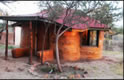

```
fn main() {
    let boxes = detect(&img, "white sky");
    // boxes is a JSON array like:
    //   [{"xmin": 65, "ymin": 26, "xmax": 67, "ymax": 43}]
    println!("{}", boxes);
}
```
[
  {"xmin": 0, "ymin": 1, "xmax": 40, "ymax": 15},
  {"xmin": 0, "ymin": 1, "xmax": 123, "ymax": 28}
]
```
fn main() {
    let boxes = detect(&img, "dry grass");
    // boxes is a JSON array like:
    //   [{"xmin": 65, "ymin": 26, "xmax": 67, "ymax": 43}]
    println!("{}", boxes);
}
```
[
  {"xmin": 103, "ymin": 50, "xmax": 122, "ymax": 55},
  {"xmin": 111, "ymin": 62, "xmax": 123, "ymax": 76},
  {"xmin": 103, "ymin": 50, "xmax": 123, "ymax": 76}
]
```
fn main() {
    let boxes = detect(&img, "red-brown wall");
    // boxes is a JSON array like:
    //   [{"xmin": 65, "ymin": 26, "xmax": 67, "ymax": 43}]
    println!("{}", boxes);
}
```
[
  {"xmin": 0, "ymin": 32, "xmax": 14, "ymax": 45},
  {"xmin": 20, "ymin": 23, "xmax": 30, "ymax": 48},
  {"xmin": 20, "ymin": 22, "xmax": 50, "ymax": 51},
  {"xmin": 19, "ymin": 21, "xmax": 105, "ymax": 62},
  {"xmin": 37, "ymin": 22, "xmax": 50, "ymax": 51}
]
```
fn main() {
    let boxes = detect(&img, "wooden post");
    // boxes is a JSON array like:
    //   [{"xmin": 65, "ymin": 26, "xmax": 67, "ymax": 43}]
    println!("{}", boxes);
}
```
[
  {"xmin": 29, "ymin": 21, "xmax": 33, "ymax": 65},
  {"xmin": 32, "ymin": 23, "xmax": 37, "ymax": 56},
  {"xmin": 34, "ymin": 23, "xmax": 37, "ymax": 55},
  {"xmin": 5, "ymin": 20, "xmax": 8, "ymax": 60}
]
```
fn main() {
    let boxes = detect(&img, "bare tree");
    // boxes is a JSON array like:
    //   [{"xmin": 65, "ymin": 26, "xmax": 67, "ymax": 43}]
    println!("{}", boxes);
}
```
[{"xmin": 38, "ymin": 1, "xmax": 122, "ymax": 72}]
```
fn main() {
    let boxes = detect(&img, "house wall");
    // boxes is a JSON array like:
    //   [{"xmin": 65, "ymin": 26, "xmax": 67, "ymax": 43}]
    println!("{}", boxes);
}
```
[
  {"xmin": 0, "ymin": 32, "xmax": 14, "ymax": 45},
  {"xmin": 37, "ymin": 22, "xmax": 50, "ymax": 51},
  {"xmin": 19, "ymin": 21, "xmax": 104, "ymax": 62},
  {"xmin": 59, "ymin": 31, "xmax": 80, "ymax": 61},
  {"xmin": 49, "ymin": 29, "xmax": 104, "ymax": 61},
  {"xmin": 20, "ymin": 22, "xmax": 50, "ymax": 50},
  {"xmin": 49, "ymin": 27, "xmax": 81, "ymax": 61},
  {"xmin": 20, "ymin": 23, "xmax": 30, "ymax": 48}
]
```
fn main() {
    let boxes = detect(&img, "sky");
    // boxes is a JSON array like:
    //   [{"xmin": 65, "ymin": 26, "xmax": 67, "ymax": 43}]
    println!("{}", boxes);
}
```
[{"xmin": 0, "ymin": 1, "xmax": 123, "ymax": 28}]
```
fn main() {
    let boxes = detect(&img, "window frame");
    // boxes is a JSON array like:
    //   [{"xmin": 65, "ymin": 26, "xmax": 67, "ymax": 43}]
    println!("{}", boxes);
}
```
[{"xmin": 81, "ymin": 30, "xmax": 99, "ymax": 47}]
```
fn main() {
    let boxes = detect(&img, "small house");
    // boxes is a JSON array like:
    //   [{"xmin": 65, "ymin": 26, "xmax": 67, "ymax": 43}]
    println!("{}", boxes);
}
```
[{"xmin": 0, "ymin": 10, "xmax": 109, "ymax": 63}]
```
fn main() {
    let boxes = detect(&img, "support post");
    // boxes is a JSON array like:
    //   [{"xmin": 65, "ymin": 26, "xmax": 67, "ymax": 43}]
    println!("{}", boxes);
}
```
[
  {"xmin": 29, "ymin": 21, "xmax": 33, "ymax": 65},
  {"xmin": 5, "ymin": 20, "xmax": 8, "ymax": 60},
  {"xmin": 34, "ymin": 23, "xmax": 37, "ymax": 56}
]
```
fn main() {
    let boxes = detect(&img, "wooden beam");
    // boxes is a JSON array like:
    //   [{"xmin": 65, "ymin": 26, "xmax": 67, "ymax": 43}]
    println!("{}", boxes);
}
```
[
  {"xmin": 72, "ymin": 29, "xmax": 88, "ymax": 32},
  {"xmin": 29, "ymin": 21, "xmax": 33, "ymax": 65},
  {"xmin": 88, "ymin": 28, "xmax": 110, "ymax": 31},
  {"xmin": 5, "ymin": 20, "xmax": 8, "ymax": 60},
  {"xmin": 0, "ymin": 16, "xmax": 41, "ymax": 21}
]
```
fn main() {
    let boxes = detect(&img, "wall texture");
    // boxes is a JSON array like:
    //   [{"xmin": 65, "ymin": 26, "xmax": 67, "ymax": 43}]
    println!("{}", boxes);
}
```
[
  {"xmin": 0, "ymin": 32, "xmax": 14, "ymax": 45},
  {"xmin": 19, "ymin": 22, "xmax": 104, "ymax": 62},
  {"xmin": 20, "ymin": 22, "xmax": 50, "ymax": 50},
  {"xmin": 59, "ymin": 31, "xmax": 80, "ymax": 61},
  {"xmin": 20, "ymin": 23, "xmax": 30, "ymax": 48}
]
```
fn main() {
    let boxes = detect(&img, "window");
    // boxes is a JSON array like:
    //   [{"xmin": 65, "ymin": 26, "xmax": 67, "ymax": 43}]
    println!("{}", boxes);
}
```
[{"xmin": 81, "ymin": 30, "xmax": 99, "ymax": 47}]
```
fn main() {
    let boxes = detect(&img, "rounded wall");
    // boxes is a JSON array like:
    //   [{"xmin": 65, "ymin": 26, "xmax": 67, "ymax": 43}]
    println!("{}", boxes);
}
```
[
  {"xmin": 59, "ymin": 31, "xmax": 80, "ymax": 61},
  {"xmin": 80, "ymin": 46, "xmax": 102, "ymax": 59}
]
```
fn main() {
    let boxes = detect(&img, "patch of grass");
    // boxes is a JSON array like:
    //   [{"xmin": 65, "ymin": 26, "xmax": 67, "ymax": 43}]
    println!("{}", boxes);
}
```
[
  {"xmin": 8, "ymin": 45, "xmax": 16, "ymax": 49},
  {"xmin": 103, "ymin": 50, "xmax": 122, "ymax": 55},
  {"xmin": 114, "ymin": 64, "xmax": 123, "ymax": 76},
  {"xmin": 0, "ymin": 44, "xmax": 17, "ymax": 49},
  {"xmin": 92, "ymin": 66, "xmax": 98, "ymax": 70},
  {"xmin": 0, "ymin": 44, "xmax": 5, "ymax": 49},
  {"xmin": 111, "ymin": 63, "xmax": 123, "ymax": 76}
]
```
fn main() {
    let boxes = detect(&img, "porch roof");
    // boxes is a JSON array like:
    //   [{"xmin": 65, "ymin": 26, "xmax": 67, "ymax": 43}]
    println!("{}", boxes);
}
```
[
  {"xmin": 0, "ymin": 15, "xmax": 110, "ymax": 30},
  {"xmin": 0, "ymin": 16, "xmax": 44, "ymax": 21}
]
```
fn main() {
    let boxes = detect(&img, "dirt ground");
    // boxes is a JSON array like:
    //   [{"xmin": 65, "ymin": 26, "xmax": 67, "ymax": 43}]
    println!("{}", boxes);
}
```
[{"xmin": 0, "ymin": 48, "xmax": 123, "ymax": 79}]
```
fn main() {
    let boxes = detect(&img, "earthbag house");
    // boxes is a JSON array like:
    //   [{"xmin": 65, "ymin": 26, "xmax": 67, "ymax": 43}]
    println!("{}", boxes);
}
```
[{"xmin": 0, "ymin": 11, "xmax": 109, "ymax": 63}]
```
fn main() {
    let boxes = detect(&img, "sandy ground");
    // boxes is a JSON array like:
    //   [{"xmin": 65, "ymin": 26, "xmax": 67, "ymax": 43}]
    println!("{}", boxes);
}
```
[{"xmin": 0, "ymin": 48, "xmax": 123, "ymax": 79}]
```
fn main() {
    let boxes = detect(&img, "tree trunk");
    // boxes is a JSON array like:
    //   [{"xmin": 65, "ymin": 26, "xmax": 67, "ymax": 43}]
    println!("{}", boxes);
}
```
[
  {"xmin": 55, "ymin": 26, "xmax": 70, "ymax": 72},
  {"xmin": 55, "ymin": 36, "xmax": 63, "ymax": 72}
]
